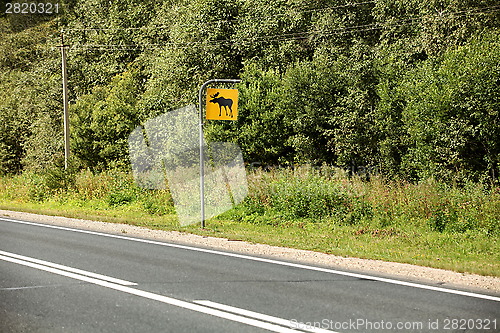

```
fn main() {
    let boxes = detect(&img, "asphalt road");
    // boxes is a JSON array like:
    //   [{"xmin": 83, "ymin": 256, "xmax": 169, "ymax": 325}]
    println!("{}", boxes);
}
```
[{"xmin": 1, "ymin": 216, "xmax": 499, "ymax": 332}]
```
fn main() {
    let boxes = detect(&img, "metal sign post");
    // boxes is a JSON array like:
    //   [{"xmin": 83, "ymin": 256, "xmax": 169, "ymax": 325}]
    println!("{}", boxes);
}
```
[{"xmin": 198, "ymin": 79, "xmax": 241, "ymax": 228}]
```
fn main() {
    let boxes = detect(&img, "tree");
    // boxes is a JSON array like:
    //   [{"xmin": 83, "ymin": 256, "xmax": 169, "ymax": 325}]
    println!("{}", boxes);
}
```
[
  {"xmin": 400, "ymin": 31, "xmax": 500, "ymax": 183},
  {"xmin": 205, "ymin": 63, "xmax": 293, "ymax": 166},
  {"xmin": 71, "ymin": 67, "xmax": 144, "ymax": 170},
  {"xmin": 0, "ymin": 18, "xmax": 61, "ymax": 174}
]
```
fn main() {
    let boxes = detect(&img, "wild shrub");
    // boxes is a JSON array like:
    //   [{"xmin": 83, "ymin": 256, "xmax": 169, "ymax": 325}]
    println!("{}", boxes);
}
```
[
  {"xmin": 42, "ymin": 165, "xmax": 77, "ymax": 194},
  {"xmin": 141, "ymin": 189, "xmax": 175, "ymax": 216},
  {"xmin": 18, "ymin": 172, "xmax": 49, "ymax": 202},
  {"xmin": 235, "ymin": 166, "xmax": 500, "ymax": 236},
  {"xmin": 74, "ymin": 169, "xmax": 112, "ymax": 200},
  {"xmin": 268, "ymin": 175, "xmax": 347, "ymax": 219},
  {"xmin": 105, "ymin": 170, "xmax": 140, "ymax": 207}
]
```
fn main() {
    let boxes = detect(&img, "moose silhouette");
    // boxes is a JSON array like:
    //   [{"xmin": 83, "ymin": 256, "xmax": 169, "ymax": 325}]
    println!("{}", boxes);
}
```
[{"xmin": 209, "ymin": 92, "xmax": 234, "ymax": 117}]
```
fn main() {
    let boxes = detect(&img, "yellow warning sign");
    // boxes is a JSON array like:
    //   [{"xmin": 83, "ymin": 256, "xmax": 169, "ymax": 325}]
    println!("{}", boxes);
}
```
[{"xmin": 206, "ymin": 88, "xmax": 238, "ymax": 120}]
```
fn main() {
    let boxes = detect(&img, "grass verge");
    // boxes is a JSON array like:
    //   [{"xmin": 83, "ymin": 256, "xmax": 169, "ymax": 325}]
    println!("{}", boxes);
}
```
[{"xmin": 0, "ymin": 166, "xmax": 498, "ymax": 277}]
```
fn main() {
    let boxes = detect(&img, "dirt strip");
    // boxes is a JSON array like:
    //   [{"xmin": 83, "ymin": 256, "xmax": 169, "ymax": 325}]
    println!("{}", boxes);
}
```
[{"xmin": 1, "ymin": 209, "xmax": 499, "ymax": 294}]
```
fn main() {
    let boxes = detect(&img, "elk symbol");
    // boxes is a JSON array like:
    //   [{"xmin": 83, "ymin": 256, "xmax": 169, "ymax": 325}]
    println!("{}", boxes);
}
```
[{"xmin": 209, "ymin": 92, "xmax": 234, "ymax": 117}]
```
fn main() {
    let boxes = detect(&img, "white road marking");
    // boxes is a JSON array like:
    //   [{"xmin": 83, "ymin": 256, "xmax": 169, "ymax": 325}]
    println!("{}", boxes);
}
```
[
  {"xmin": 195, "ymin": 300, "xmax": 337, "ymax": 333},
  {"xmin": 1, "ymin": 285, "xmax": 63, "ymax": 291},
  {"xmin": 0, "ymin": 251, "xmax": 321, "ymax": 332},
  {"xmin": 0, "ymin": 250, "xmax": 137, "ymax": 286},
  {"xmin": 1, "ymin": 217, "xmax": 499, "ymax": 302}
]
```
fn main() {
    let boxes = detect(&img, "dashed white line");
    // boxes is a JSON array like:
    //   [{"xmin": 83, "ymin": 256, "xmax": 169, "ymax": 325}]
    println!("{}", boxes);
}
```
[
  {"xmin": 0, "ymin": 250, "xmax": 329, "ymax": 332},
  {"xmin": 195, "ymin": 300, "xmax": 337, "ymax": 333}
]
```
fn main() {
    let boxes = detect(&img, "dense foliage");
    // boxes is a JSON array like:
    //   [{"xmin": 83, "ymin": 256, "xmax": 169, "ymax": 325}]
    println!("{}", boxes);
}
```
[{"xmin": 1, "ymin": 0, "xmax": 499, "ymax": 185}]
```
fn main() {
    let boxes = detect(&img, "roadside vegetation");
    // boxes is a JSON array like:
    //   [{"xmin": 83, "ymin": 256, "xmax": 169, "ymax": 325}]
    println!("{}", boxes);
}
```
[
  {"xmin": 1, "ymin": 1, "xmax": 499, "ymax": 185},
  {"xmin": 1, "ymin": 1, "xmax": 499, "ymax": 277},
  {"xmin": 1, "ymin": 165, "xmax": 498, "ymax": 277}
]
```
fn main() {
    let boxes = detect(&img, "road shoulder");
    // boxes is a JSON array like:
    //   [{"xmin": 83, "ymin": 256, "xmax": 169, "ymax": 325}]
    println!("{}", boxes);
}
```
[{"xmin": 1, "ymin": 209, "xmax": 499, "ymax": 294}]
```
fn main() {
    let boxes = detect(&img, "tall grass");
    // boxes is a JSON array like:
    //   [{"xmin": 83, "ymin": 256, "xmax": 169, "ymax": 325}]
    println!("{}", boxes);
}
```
[
  {"xmin": 0, "ymin": 165, "xmax": 498, "ymax": 275},
  {"xmin": 227, "ymin": 165, "xmax": 499, "ymax": 236},
  {"xmin": 0, "ymin": 168, "xmax": 175, "ymax": 217},
  {"xmin": 1, "ymin": 165, "xmax": 498, "ymax": 234}
]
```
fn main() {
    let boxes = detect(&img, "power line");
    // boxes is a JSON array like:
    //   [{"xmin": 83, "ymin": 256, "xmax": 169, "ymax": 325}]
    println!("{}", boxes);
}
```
[
  {"xmin": 65, "ymin": 5, "xmax": 500, "ymax": 52},
  {"xmin": 62, "ymin": 0, "xmax": 377, "ymax": 32}
]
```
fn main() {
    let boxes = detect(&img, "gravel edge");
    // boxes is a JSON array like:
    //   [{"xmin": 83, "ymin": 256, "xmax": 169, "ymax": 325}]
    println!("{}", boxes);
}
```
[{"xmin": 1, "ymin": 209, "xmax": 499, "ymax": 294}]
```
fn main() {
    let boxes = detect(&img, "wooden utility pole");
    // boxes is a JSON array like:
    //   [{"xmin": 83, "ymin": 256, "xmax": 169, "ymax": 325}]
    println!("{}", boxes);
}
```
[{"xmin": 60, "ymin": 31, "xmax": 70, "ymax": 169}]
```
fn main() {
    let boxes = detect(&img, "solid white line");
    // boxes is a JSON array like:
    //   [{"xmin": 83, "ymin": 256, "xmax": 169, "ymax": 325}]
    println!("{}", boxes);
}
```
[
  {"xmin": 1, "ymin": 217, "xmax": 499, "ymax": 302},
  {"xmin": 0, "ymin": 250, "xmax": 137, "ymax": 286},
  {"xmin": 195, "ymin": 300, "xmax": 337, "ymax": 333},
  {"xmin": 0, "ymin": 253, "xmax": 306, "ymax": 333}
]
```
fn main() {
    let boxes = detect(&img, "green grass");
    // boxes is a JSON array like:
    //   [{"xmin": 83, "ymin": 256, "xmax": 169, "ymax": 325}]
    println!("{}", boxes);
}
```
[{"xmin": 0, "ymin": 166, "xmax": 498, "ymax": 277}]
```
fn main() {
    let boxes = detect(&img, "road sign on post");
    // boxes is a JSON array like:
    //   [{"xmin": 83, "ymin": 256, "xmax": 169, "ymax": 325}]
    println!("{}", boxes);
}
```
[
  {"xmin": 206, "ymin": 88, "xmax": 239, "ymax": 120},
  {"xmin": 199, "ymin": 79, "xmax": 241, "ymax": 228}
]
